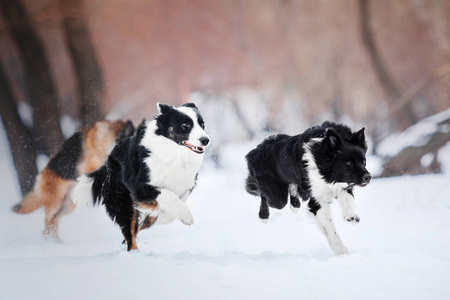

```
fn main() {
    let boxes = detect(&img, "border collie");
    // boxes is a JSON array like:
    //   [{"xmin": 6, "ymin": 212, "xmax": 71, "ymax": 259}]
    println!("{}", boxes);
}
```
[
  {"xmin": 245, "ymin": 121, "xmax": 371, "ymax": 255},
  {"xmin": 13, "ymin": 120, "xmax": 135, "ymax": 241},
  {"xmin": 72, "ymin": 103, "xmax": 210, "ymax": 251}
]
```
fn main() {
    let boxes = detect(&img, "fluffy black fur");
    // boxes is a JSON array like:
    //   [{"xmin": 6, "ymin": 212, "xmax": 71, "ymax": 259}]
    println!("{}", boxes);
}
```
[
  {"xmin": 89, "ymin": 121, "xmax": 156, "ymax": 249},
  {"xmin": 245, "ymin": 121, "xmax": 371, "ymax": 255}
]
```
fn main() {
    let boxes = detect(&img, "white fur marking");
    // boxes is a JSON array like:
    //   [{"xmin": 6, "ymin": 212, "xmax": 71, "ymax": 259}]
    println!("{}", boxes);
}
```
[
  {"xmin": 155, "ymin": 189, "xmax": 194, "ymax": 225},
  {"xmin": 337, "ymin": 188, "xmax": 359, "ymax": 222},
  {"xmin": 141, "ymin": 121, "xmax": 204, "ymax": 199},
  {"xmin": 71, "ymin": 174, "xmax": 95, "ymax": 206},
  {"xmin": 289, "ymin": 183, "xmax": 299, "ymax": 197},
  {"xmin": 303, "ymin": 140, "xmax": 351, "ymax": 255},
  {"xmin": 176, "ymin": 106, "xmax": 209, "ymax": 149},
  {"xmin": 137, "ymin": 106, "xmax": 208, "ymax": 226},
  {"xmin": 259, "ymin": 218, "xmax": 269, "ymax": 224},
  {"xmin": 313, "ymin": 201, "xmax": 348, "ymax": 255},
  {"xmin": 290, "ymin": 205, "xmax": 300, "ymax": 214}
]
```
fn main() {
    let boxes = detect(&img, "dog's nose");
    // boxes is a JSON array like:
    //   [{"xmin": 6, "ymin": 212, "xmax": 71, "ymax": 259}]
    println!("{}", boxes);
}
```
[
  {"xmin": 199, "ymin": 137, "xmax": 210, "ymax": 146},
  {"xmin": 362, "ymin": 173, "xmax": 371, "ymax": 183}
]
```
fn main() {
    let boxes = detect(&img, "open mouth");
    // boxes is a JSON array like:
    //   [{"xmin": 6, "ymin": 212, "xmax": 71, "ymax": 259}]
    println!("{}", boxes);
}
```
[
  {"xmin": 349, "ymin": 182, "xmax": 368, "ymax": 188},
  {"xmin": 182, "ymin": 141, "xmax": 205, "ymax": 154}
]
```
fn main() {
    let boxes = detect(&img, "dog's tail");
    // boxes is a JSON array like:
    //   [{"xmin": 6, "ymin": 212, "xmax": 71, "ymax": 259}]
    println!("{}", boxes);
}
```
[
  {"xmin": 12, "ymin": 189, "xmax": 43, "ymax": 214},
  {"xmin": 245, "ymin": 171, "xmax": 260, "ymax": 196},
  {"xmin": 72, "ymin": 165, "xmax": 108, "ymax": 206}
]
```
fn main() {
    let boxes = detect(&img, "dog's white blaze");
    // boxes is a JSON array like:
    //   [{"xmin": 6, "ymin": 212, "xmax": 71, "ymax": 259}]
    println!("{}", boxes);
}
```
[
  {"xmin": 176, "ymin": 106, "xmax": 209, "ymax": 148},
  {"xmin": 71, "ymin": 174, "xmax": 95, "ymax": 206}
]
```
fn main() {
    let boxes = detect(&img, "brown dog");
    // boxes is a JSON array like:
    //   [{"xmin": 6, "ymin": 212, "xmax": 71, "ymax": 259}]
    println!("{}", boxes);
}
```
[{"xmin": 12, "ymin": 120, "xmax": 134, "ymax": 241}]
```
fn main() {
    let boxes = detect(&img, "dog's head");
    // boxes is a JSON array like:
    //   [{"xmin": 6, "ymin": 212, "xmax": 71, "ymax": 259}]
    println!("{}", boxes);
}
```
[
  {"xmin": 319, "ymin": 128, "xmax": 371, "ymax": 187},
  {"xmin": 155, "ymin": 102, "xmax": 210, "ymax": 154}
]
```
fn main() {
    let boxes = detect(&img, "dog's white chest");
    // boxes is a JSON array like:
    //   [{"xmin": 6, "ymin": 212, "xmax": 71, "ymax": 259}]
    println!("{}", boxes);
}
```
[
  {"xmin": 143, "ymin": 141, "xmax": 203, "ymax": 199},
  {"xmin": 146, "ymin": 154, "xmax": 200, "ymax": 198}
]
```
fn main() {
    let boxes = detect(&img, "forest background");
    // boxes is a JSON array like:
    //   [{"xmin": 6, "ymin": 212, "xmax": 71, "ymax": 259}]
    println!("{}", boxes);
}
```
[{"xmin": 1, "ymin": 0, "xmax": 449, "ymax": 196}]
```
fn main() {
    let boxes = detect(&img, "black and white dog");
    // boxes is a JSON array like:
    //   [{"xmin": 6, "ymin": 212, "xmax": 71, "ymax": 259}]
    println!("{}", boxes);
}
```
[
  {"xmin": 72, "ymin": 103, "xmax": 210, "ymax": 251},
  {"xmin": 245, "ymin": 121, "xmax": 371, "ymax": 255}
]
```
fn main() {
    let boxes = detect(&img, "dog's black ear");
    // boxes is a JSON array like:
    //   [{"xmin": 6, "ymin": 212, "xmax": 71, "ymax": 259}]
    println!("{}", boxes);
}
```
[
  {"xmin": 117, "ymin": 120, "xmax": 135, "ymax": 140},
  {"xmin": 350, "ymin": 127, "xmax": 367, "ymax": 151},
  {"xmin": 157, "ymin": 103, "xmax": 174, "ymax": 114},
  {"xmin": 182, "ymin": 102, "xmax": 198, "ymax": 109},
  {"xmin": 326, "ymin": 129, "xmax": 342, "ymax": 149}
]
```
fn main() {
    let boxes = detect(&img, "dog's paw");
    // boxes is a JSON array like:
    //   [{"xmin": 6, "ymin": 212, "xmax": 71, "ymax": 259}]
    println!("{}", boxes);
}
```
[
  {"xmin": 290, "ymin": 196, "xmax": 301, "ymax": 214},
  {"xmin": 290, "ymin": 204, "xmax": 300, "ymax": 214},
  {"xmin": 259, "ymin": 217, "xmax": 269, "ymax": 224},
  {"xmin": 157, "ymin": 213, "xmax": 175, "ymax": 224},
  {"xmin": 346, "ymin": 214, "xmax": 360, "ymax": 223},
  {"xmin": 334, "ymin": 246, "xmax": 349, "ymax": 256},
  {"xmin": 178, "ymin": 209, "xmax": 194, "ymax": 226}
]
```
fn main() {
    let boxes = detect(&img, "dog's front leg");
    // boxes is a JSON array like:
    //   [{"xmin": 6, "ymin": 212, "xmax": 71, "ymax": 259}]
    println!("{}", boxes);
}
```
[
  {"xmin": 156, "ymin": 189, "xmax": 194, "ymax": 225},
  {"xmin": 337, "ymin": 187, "xmax": 360, "ymax": 223},
  {"xmin": 308, "ymin": 197, "xmax": 348, "ymax": 256}
]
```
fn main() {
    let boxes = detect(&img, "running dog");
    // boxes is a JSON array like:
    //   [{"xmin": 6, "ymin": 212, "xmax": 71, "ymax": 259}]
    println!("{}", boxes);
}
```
[
  {"xmin": 13, "ymin": 120, "xmax": 135, "ymax": 241},
  {"xmin": 245, "ymin": 121, "xmax": 371, "ymax": 255},
  {"xmin": 72, "ymin": 103, "xmax": 210, "ymax": 251}
]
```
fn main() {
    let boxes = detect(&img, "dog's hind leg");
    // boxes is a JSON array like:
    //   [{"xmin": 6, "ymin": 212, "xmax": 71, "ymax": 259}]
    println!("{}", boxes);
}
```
[
  {"xmin": 43, "ymin": 178, "xmax": 75, "ymax": 241},
  {"xmin": 256, "ymin": 177, "xmax": 288, "ymax": 223},
  {"xmin": 288, "ymin": 184, "xmax": 301, "ymax": 213},
  {"xmin": 257, "ymin": 176, "xmax": 288, "ymax": 209},
  {"xmin": 120, "ymin": 209, "xmax": 139, "ymax": 251},
  {"xmin": 259, "ymin": 196, "xmax": 270, "ymax": 222},
  {"xmin": 308, "ymin": 197, "xmax": 348, "ymax": 256},
  {"xmin": 138, "ymin": 216, "xmax": 157, "ymax": 233},
  {"xmin": 337, "ymin": 187, "xmax": 360, "ymax": 223}
]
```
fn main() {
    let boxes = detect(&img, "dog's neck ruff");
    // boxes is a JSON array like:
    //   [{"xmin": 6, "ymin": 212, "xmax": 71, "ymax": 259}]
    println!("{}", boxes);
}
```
[
  {"xmin": 141, "ymin": 120, "xmax": 204, "ymax": 198},
  {"xmin": 303, "ymin": 139, "xmax": 349, "ymax": 201}
]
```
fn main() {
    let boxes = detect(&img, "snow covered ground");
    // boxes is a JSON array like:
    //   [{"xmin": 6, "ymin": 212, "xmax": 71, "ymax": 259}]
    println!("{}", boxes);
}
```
[{"xmin": 1, "ymin": 133, "xmax": 450, "ymax": 300}]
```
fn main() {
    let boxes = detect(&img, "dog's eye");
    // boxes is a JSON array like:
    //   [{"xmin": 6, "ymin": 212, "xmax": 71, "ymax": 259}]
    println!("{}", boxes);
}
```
[
  {"xmin": 346, "ymin": 161, "xmax": 354, "ymax": 167},
  {"xmin": 181, "ymin": 123, "xmax": 191, "ymax": 131}
]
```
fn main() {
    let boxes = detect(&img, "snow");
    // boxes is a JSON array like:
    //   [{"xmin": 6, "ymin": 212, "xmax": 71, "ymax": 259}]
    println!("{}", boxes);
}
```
[
  {"xmin": 2, "ymin": 132, "xmax": 450, "ymax": 299},
  {"xmin": 378, "ymin": 106, "xmax": 450, "ymax": 157}
]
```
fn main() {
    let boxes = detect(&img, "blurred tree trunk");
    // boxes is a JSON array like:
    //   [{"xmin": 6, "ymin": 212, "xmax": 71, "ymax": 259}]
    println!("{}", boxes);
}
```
[
  {"xmin": 0, "ymin": 62, "xmax": 38, "ymax": 196},
  {"xmin": 381, "ymin": 131, "xmax": 450, "ymax": 177},
  {"xmin": 58, "ymin": 0, "xmax": 104, "ymax": 127},
  {"xmin": 359, "ymin": 0, "xmax": 417, "ymax": 130},
  {"xmin": 0, "ymin": 0, "xmax": 64, "ymax": 156},
  {"xmin": 359, "ymin": 0, "xmax": 400, "ymax": 99}
]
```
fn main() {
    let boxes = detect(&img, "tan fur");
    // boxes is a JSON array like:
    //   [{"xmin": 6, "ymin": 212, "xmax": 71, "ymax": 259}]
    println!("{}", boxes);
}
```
[
  {"xmin": 127, "ymin": 210, "xmax": 157, "ymax": 251},
  {"xmin": 138, "ymin": 216, "xmax": 157, "ymax": 233},
  {"xmin": 129, "ymin": 209, "xmax": 139, "ymax": 251},
  {"xmin": 13, "ymin": 120, "xmax": 131, "ymax": 241}
]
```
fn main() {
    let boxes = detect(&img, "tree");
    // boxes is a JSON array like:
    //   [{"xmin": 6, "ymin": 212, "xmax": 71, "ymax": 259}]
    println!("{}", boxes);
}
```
[
  {"xmin": 0, "ymin": 61, "xmax": 38, "ymax": 195},
  {"xmin": 58, "ymin": 0, "xmax": 104, "ymax": 127},
  {"xmin": 359, "ymin": 0, "xmax": 418, "ymax": 132},
  {"xmin": 0, "ymin": 0, "xmax": 64, "ymax": 156}
]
